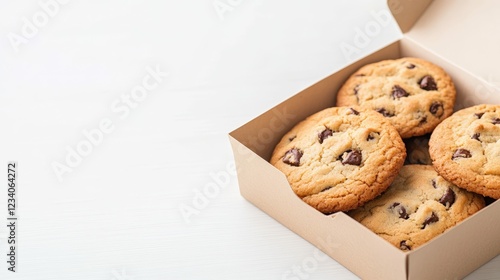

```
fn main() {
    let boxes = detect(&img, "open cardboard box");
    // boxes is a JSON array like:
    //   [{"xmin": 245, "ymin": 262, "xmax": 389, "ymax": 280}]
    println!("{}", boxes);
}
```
[{"xmin": 229, "ymin": 0, "xmax": 500, "ymax": 279}]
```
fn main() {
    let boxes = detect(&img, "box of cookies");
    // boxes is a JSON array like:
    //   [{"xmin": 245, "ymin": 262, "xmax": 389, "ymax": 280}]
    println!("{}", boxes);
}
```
[{"xmin": 229, "ymin": 0, "xmax": 500, "ymax": 279}]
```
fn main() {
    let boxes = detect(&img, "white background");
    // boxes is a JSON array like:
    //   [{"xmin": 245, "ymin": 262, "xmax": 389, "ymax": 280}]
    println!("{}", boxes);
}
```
[{"xmin": 0, "ymin": 0, "xmax": 499, "ymax": 279}]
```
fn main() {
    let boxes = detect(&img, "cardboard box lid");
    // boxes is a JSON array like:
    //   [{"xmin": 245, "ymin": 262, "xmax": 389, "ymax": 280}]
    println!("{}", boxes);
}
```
[{"xmin": 391, "ymin": 0, "xmax": 500, "ymax": 87}]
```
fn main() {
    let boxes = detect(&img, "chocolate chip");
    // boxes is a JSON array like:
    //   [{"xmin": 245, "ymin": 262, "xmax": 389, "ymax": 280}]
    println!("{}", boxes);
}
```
[
  {"xmin": 392, "ymin": 85, "xmax": 409, "ymax": 99},
  {"xmin": 399, "ymin": 207, "xmax": 409, "ymax": 219},
  {"xmin": 389, "ymin": 202, "xmax": 409, "ymax": 219},
  {"xmin": 419, "ymin": 75, "xmax": 438, "ymax": 91},
  {"xmin": 354, "ymin": 85, "xmax": 360, "ymax": 95},
  {"xmin": 341, "ymin": 150, "xmax": 362, "ymax": 166},
  {"xmin": 432, "ymin": 179, "xmax": 437, "ymax": 189},
  {"xmin": 283, "ymin": 148, "xmax": 303, "ymax": 166},
  {"xmin": 439, "ymin": 188, "xmax": 456, "ymax": 208},
  {"xmin": 289, "ymin": 136, "xmax": 296, "ymax": 142},
  {"xmin": 406, "ymin": 64, "xmax": 416, "ymax": 69},
  {"xmin": 400, "ymin": 240, "xmax": 411, "ymax": 251},
  {"xmin": 376, "ymin": 108, "xmax": 394, "ymax": 117},
  {"xmin": 429, "ymin": 102, "xmax": 444, "ymax": 117},
  {"xmin": 452, "ymin": 148, "xmax": 471, "ymax": 160},
  {"xmin": 492, "ymin": 118, "xmax": 500, "ymax": 124},
  {"xmin": 422, "ymin": 212, "xmax": 439, "ymax": 229},
  {"xmin": 367, "ymin": 132, "xmax": 379, "ymax": 141},
  {"xmin": 321, "ymin": 186, "xmax": 333, "ymax": 192},
  {"xmin": 419, "ymin": 116, "xmax": 427, "ymax": 124},
  {"xmin": 349, "ymin": 108, "xmax": 360, "ymax": 115},
  {"xmin": 471, "ymin": 133, "xmax": 480, "ymax": 141},
  {"xmin": 475, "ymin": 112, "xmax": 484, "ymax": 119},
  {"xmin": 318, "ymin": 128, "xmax": 333, "ymax": 144},
  {"xmin": 391, "ymin": 202, "xmax": 400, "ymax": 207}
]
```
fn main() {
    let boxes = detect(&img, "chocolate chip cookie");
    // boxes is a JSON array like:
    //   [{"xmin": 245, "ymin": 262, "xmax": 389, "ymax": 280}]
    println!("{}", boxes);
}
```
[
  {"xmin": 429, "ymin": 104, "xmax": 500, "ymax": 199},
  {"xmin": 336, "ymin": 57, "xmax": 456, "ymax": 138},
  {"xmin": 270, "ymin": 106, "xmax": 406, "ymax": 214},
  {"xmin": 349, "ymin": 165, "xmax": 485, "ymax": 251}
]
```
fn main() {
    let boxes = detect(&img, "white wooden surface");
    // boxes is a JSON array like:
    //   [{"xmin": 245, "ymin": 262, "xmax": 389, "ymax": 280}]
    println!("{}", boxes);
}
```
[{"xmin": 0, "ymin": 1, "xmax": 498, "ymax": 279}]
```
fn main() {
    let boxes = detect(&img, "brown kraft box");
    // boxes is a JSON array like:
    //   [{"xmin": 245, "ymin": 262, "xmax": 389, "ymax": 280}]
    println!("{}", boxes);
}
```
[{"xmin": 229, "ymin": 0, "xmax": 500, "ymax": 279}]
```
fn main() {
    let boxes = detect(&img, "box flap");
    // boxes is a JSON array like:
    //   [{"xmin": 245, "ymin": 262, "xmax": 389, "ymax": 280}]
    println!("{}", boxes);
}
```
[
  {"xmin": 405, "ymin": 0, "xmax": 500, "ymax": 85},
  {"xmin": 388, "ymin": 0, "xmax": 433, "ymax": 33}
]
